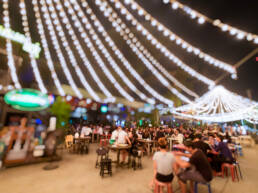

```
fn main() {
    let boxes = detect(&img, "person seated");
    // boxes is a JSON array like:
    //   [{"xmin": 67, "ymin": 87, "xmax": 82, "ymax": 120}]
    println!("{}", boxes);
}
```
[
  {"xmin": 155, "ymin": 127, "xmax": 165, "ymax": 140},
  {"xmin": 175, "ymin": 141, "xmax": 213, "ymax": 193},
  {"xmin": 152, "ymin": 138, "xmax": 176, "ymax": 193},
  {"xmin": 215, "ymin": 135, "xmax": 234, "ymax": 162},
  {"xmin": 142, "ymin": 129, "xmax": 150, "ymax": 139},
  {"xmin": 80, "ymin": 125, "xmax": 92, "ymax": 138},
  {"xmin": 208, "ymin": 135, "xmax": 235, "ymax": 174},
  {"xmin": 192, "ymin": 134, "xmax": 211, "ymax": 156},
  {"xmin": 129, "ymin": 130, "xmax": 141, "ymax": 156}
]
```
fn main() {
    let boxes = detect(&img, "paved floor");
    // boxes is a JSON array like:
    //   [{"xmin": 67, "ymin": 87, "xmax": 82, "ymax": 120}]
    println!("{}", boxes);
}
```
[{"xmin": 0, "ymin": 144, "xmax": 257, "ymax": 193}]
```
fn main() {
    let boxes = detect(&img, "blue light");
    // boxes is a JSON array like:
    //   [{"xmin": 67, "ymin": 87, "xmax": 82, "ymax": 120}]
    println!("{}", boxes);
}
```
[{"xmin": 36, "ymin": 119, "xmax": 42, "ymax": 125}]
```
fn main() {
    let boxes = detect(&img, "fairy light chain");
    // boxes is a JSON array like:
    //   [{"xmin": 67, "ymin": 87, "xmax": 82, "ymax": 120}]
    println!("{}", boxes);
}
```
[
  {"xmin": 81, "ymin": 0, "xmax": 176, "ymax": 105},
  {"xmin": 19, "ymin": 0, "xmax": 47, "ymax": 94},
  {"xmin": 97, "ymin": 0, "xmax": 199, "ymax": 98},
  {"xmin": 107, "ymin": 0, "xmax": 216, "ymax": 87},
  {"xmin": 2, "ymin": 0, "xmax": 21, "ymax": 89},
  {"xmin": 38, "ymin": 0, "xmax": 83, "ymax": 98},
  {"xmin": 46, "ymin": 0, "xmax": 104, "ymax": 102},
  {"xmin": 55, "ymin": 0, "xmax": 133, "ymax": 102},
  {"xmin": 32, "ymin": 0, "xmax": 65, "ymax": 96},
  {"xmin": 95, "ymin": 0, "xmax": 194, "ymax": 104},
  {"xmin": 122, "ymin": 0, "xmax": 237, "ymax": 75},
  {"xmin": 51, "ymin": 0, "xmax": 114, "ymax": 102},
  {"xmin": 160, "ymin": 86, "xmax": 258, "ymax": 122},
  {"xmin": 162, "ymin": 0, "xmax": 258, "ymax": 44},
  {"xmin": 66, "ymin": 0, "xmax": 156, "ymax": 104}
]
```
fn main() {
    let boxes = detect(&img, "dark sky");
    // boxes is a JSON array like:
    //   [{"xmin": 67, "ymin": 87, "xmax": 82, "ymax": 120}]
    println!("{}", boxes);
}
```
[
  {"xmin": 136, "ymin": 0, "xmax": 258, "ymax": 100},
  {"xmin": 0, "ymin": 0, "xmax": 257, "ymax": 103}
]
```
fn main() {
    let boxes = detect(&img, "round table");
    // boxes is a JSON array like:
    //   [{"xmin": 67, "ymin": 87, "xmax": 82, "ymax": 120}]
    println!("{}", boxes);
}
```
[{"xmin": 109, "ymin": 144, "xmax": 131, "ymax": 167}]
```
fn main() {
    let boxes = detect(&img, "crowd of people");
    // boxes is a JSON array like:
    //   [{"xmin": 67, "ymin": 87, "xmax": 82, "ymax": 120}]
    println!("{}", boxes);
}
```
[{"xmin": 67, "ymin": 123, "xmax": 245, "ymax": 193}]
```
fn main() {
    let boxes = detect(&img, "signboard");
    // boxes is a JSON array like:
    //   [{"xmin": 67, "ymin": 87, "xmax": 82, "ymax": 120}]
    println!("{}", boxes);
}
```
[
  {"xmin": 4, "ymin": 89, "xmax": 50, "ymax": 111},
  {"xmin": 0, "ymin": 25, "xmax": 41, "ymax": 58}
]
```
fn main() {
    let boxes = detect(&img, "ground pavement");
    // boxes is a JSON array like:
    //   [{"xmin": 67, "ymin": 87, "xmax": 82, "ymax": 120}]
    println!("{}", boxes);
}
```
[{"xmin": 0, "ymin": 144, "xmax": 257, "ymax": 193}]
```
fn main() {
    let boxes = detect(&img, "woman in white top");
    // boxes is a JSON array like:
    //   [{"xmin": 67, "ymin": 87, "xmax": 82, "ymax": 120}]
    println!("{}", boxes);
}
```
[{"xmin": 153, "ymin": 138, "xmax": 176, "ymax": 193}]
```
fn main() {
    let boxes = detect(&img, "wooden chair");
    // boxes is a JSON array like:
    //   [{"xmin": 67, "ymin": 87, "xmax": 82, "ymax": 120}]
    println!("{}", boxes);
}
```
[{"xmin": 65, "ymin": 135, "xmax": 74, "ymax": 152}]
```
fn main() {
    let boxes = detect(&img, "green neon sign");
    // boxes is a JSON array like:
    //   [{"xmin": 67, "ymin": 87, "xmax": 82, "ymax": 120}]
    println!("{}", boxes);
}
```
[
  {"xmin": 4, "ymin": 89, "xmax": 50, "ymax": 111},
  {"xmin": 0, "ymin": 25, "xmax": 41, "ymax": 58}
]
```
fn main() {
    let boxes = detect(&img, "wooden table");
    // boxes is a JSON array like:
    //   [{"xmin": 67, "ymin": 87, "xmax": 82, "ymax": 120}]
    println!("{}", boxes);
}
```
[
  {"xmin": 92, "ymin": 133, "xmax": 100, "ymax": 143},
  {"xmin": 167, "ymin": 137, "xmax": 179, "ymax": 151},
  {"xmin": 138, "ymin": 139, "xmax": 156, "ymax": 156},
  {"xmin": 109, "ymin": 144, "xmax": 131, "ymax": 167}
]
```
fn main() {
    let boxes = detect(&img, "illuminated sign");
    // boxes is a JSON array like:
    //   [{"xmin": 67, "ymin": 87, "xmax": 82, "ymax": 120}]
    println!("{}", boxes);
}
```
[
  {"xmin": 0, "ymin": 25, "xmax": 41, "ymax": 58},
  {"xmin": 4, "ymin": 89, "xmax": 50, "ymax": 111}
]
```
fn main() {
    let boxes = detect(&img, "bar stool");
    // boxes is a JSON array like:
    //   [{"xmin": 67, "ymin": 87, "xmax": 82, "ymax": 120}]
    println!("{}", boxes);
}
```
[
  {"xmin": 194, "ymin": 182, "xmax": 212, "ymax": 193},
  {"xmin": 154, "ymin": 179, "xmax": 173, "ymax": 193},
  {"xmin": 221, "ymin": 163, "xmax": 239, "ymax": 182}
]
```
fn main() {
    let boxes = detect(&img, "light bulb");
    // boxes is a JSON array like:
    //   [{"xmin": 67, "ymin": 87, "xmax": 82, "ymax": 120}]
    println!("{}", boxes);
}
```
[
  {"xmin": 254, "ymin": 37, "xmax": 258, "ymax": 44},
  {"xmin": 236, "ymin": 33, "xmax": 244, "ymax": 39},
  {"xmin": 172, "ymin": 2, "xmax": 179, "ymax": 9},
  {"xmin": 229, "ymin": 28, "xmax": 237, "ymax": 35},
  {"xmin": 151, "ymin": 20, "xmax": 157, "ymax": 26},
  {"xmin": 138, "ymin": 9, "xmax": 144, "ymax": 15},
  {"xmin": 170, "ymin": 34, "xmax": 175, "ymax": 40},
  {"xmin": 198, "ymin": 17, "xmax": 205, "ymax": 24},
  {"xmin": 221, "ymin": 24, "xmax": 228, "ymax": 31}
]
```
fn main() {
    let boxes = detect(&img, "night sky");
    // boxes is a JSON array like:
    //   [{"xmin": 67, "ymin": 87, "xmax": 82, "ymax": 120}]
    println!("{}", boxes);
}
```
[
  {"xmin": 136, "ymin": 0, "xmax": 258, "ymax": 100},
  {"xmin": 0, "ymin": 0, "xmax": 257, "ymax": 103}
]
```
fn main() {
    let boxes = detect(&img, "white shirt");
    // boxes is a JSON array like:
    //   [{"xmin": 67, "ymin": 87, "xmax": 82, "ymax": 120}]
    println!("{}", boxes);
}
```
[
  {"xmin": 177, "ymin": 133, "xmax": 184, "ymax": 144},
  {"xmin": 111, "ymin": 130, "xmax": 118, "ymax": 140},
  {"xmin": 98, "ymin": 127, "xmax": 103, "ymax": 135},
  {"xmin": 117, "ymin": 130, "xmax": 128, "ymax": 144},
  {"xmin": 81, "ymin": 126, "xmax": 92, "ymax": 137}
]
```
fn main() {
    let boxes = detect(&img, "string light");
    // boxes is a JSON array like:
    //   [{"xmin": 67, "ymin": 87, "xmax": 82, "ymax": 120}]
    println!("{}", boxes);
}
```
[
  {"xmin": 160, "ymin": 86, "xmax": 258, "ymax": 122},
  {"xmin": 68, "ymin": 0, "xmax": 156, "ymax": 104},
  {"xmin": 58, "ymin": 0, "xmax": 134, "ymax": 102},
  {"xmin": 50, "ymin": 0, "xmax": 132, "ymax": 103},
  {"xmin": 83, "ymin": 1, "xmax": 176, "ymax": 105},
  {"xmin": 109, "ymin": 0, "xmax": 216, "ymax": 87},
  {"xmin": 96, "ymin": 0, "xmax": 193, "ymax": 104},
  {"xmin": 38, "ymin": 0, "xmax": 83, "ymax": 98},
  {"xmin": 2, "ymin": 0, "xmax": 21, "ymax": 89},
  {"xmin": 46, "ymin": 0, "xmax": 109, "ymax": 102},
  {"xmin": 19, "ymin": 0, "xmax": 47, "ymax": 94},
  {"xmin": 162, "ymin": 0, "xmax": 258, "ymax": 44},
  {"xmin": 81, "ymin": 1, "xmax": 175, "ymax": 105},
  {"xmin": 32, "ymin": 0, "xmax": 65, "ymax": 96},
  {"xmin": 121, "ymin": 0, "xmax": 236, "ymax": 75},
  {"xmin": 94, "ymin": 0, "xmax": 198, "ymax": 99}
]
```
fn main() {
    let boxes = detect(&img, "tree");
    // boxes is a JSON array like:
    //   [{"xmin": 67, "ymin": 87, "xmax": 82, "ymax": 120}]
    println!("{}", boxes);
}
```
[{"xmin": 50, "ymin": 96, "xmax": 71, "ymax": 130}]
